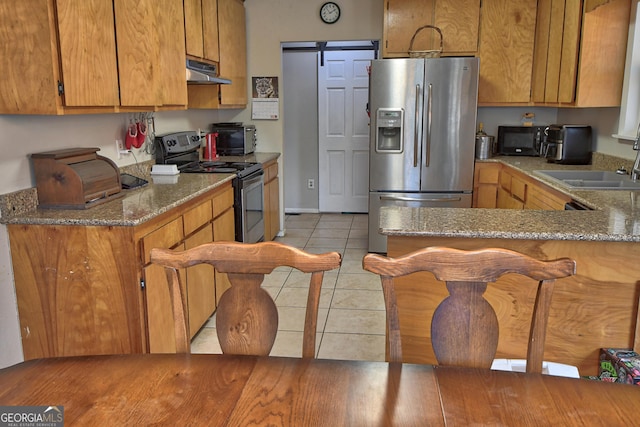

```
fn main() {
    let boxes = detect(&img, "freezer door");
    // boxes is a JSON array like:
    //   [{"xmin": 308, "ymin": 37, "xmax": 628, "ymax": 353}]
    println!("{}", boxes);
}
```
[
  {"xmin": 369, "ymin": 59, "xmax": 424, "ymax": 192},
  {"xmin": 368, "ymin": 191, "xmax": 472, "ymax": 253},
  {"xmin": 421, "ymin": 57, "xmax": 479, "ymax": 192}
]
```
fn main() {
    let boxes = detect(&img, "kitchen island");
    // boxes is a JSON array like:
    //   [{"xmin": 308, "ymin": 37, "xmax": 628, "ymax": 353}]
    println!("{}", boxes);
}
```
[{"xmin": 377, "ymin": 156, "xmax": 640, "ymax": 375}]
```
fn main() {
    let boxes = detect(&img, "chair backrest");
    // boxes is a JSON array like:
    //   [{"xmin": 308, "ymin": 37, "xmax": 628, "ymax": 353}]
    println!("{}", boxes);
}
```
[
  {"xmin": 362, "ymin": 246, "xmax": 576, "ymax": 373},
  {"xmin": 150, "ymin": 241, "xmax": 341, "ymax": 357}
]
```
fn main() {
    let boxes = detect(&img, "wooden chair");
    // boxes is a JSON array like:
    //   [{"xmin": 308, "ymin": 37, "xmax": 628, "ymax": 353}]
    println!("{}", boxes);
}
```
[
  {"xmin": 150, "ymin": 241, "xmax": 341, "ymax": 357},
  {"xmin": 362, "ymin": 247, "xmax": 576, "ymax": 373}
]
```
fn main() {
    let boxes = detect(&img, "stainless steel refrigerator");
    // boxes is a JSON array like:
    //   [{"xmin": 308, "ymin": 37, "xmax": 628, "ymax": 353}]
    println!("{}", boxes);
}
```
[{"xmin": 368, "ymin": 57, "xmax": 479, "ymax": 253}]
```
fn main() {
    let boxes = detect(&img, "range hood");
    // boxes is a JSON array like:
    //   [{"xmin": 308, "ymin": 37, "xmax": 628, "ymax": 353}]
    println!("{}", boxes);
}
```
[{"xmin": 186, "ymin": 59, "xmax": 231, "ymax": 84}]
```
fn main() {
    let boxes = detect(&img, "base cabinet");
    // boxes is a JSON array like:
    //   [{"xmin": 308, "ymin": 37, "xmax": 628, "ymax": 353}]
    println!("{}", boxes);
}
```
[
  {"xmin": 475, "ymin": 162, "xmax": 570, "ymax": 211},
  {"xmin": 9, "ymin": 182, "xmax": 234, "ymax": 359},
  {"xmin": 263, "ymin": 159, "xmax": 280, "ymax": 241}
]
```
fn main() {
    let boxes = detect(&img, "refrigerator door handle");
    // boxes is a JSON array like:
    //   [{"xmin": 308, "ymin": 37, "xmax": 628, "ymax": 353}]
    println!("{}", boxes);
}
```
[
  {"xmin": 414, "ymin": 84, "xmax": 420, "ymax": 167},
  {"xmin": 380, "ymin": 195, "xmax": 463, "ymax": 203},
  {"xmin": 425, "ymin": 83, "xmax": 432, "ymax": 167}
]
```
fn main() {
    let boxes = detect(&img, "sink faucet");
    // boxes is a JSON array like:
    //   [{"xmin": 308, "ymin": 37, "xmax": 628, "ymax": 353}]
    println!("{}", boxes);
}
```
[{"xmin": 633, "ymin": 126, "xmax": 640, "ymax": 181}]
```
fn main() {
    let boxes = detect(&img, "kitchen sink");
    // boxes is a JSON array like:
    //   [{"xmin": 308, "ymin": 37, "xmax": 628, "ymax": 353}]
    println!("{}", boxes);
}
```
[{"xmin": 533, "ymin": 170, "xmax": 640, "ymax": 191}]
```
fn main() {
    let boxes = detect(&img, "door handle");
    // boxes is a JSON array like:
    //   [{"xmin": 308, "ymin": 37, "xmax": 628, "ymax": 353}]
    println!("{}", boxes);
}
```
[
  {"xmin": 425, "ymin": 83, "xmax": 432, "ymax": 167},
  {"xmin": 380, "ymin": 195, "xmax": 462, "ymax": 203},
  {"xmin": 414, "ymin": 84, "xmax": 420, "ymax": 168}
]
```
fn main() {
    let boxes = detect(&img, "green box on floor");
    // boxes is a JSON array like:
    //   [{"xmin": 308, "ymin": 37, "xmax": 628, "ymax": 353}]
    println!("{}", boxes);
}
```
[{"xmin": 599, "ymin": 348, "xmax": 640, "ymax": 385}]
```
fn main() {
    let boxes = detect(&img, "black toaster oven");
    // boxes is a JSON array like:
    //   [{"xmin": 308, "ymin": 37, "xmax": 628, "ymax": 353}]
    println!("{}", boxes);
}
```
[
  {"xmin": 497, "ymin": 125, "xmax": 546, "ymax": 156},
  {"xmin": 210, "ymin": 122, "xmax": 257, "ymax": 156}
]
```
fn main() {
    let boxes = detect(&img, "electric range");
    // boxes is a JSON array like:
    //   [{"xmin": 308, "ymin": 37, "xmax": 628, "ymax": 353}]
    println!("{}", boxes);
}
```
[{"xmin": 154, "ymin": 131, "xmax": 264, "ymax": 243}]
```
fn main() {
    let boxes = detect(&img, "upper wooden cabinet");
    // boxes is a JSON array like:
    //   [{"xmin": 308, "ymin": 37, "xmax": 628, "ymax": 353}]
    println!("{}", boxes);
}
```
[
  {"xmin": 184, "ymin": 0, "xmax": 220, "ymax": 62},
  {"xmin": 477, "ymin": 0, "xmax": 538, "ymax": 104},
  {"xmin": 115, "ymin": 0, "xmax": 188, "ymax": 108},
  {"xmin": 531, "ymin": 0, "xmax": 631, "ymax": 107},
  {"xmin": 188, "ymin": 0, "xmax": 247, "ymax": 109},
  {"xmin": 382, "ymin": 0, "xmax": 480, "ymax": 58},
  {"xmin": 0, "ymin": 0, "xmax": 186, "ymax": 114},
  {"xmin": 218, "ymin": 0, "xmax": 248, "ymax": 107}
]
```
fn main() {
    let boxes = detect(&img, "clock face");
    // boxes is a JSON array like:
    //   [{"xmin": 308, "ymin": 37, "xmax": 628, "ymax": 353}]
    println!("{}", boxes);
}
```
[{"xmin": 320, "ymin": 2, "xmax": 340, "ymax": 24}]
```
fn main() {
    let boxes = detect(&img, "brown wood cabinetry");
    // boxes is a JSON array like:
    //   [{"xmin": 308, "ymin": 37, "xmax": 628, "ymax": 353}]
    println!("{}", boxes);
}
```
[
  {"xmin": 472, "ymin": 162, "xmax": 500, "ymax": 208},
  {"xmin": 477, "ymin": 0, "xmax": 538, "ymax": 104},
  {"xmin": 531, "ymin": 0, "xmax": 631, "ymax": 107},
  {"xmin": 382, "ymin": 0, "xmax": 480, "ymax": 58},
  {"xmin": 8, "ymin": 182, "xmax": 234, "ymax": 359},
  {"xmin": 0, "ymin": 0, "xmax": 186, "ymax": 114},
  {"xmin": 263, "ymin": 159, "xmax": 281, "ymax": 241},
  {"xmin": 475, "ymin": 162, "xmax": 571, "ymax": 211},
  {"xmin": 184, "ymin": 0, "xmax": 220, "ymax": 62},
  {"xmin": 212, "ymin": 186, "xmax": 235, "ymax": 305},
  {"xmin": 187, "ymin": 0, "xmax": 247, "ymax": 109}
]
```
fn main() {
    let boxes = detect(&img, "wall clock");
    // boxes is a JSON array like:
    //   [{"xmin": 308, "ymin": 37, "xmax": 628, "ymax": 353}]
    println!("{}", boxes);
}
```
[{"xmin": 320, "ymin": 2, "xmax": 340, "ymax": 24}]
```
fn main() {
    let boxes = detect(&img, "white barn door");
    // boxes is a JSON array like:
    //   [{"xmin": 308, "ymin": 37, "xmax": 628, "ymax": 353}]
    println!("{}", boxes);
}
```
[{"xmin": 318, "ymin": 49, "xmax": 373, "ymax": 213}]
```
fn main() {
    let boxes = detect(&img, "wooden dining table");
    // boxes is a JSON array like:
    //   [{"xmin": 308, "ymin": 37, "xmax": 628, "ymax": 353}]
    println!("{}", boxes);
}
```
[{"xmin": 0, "ymin": 353, "xmax": 638, "ymax": 426}]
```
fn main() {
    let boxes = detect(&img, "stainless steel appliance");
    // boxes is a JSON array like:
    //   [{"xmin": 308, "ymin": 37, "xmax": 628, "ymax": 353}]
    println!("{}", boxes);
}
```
[
  {"xmin": 497, "ymin": 125, "xmax": 546, "ymax": 156},
  {"xmin": 186, "ymin": 59, "xmax": 231, "ymax": 84},
  {"xmin": 368, "ymin": 57, "xmax": 479, "ymax": 253},
  {"xmin": 540, "ymin": 124, "xmax": 592, "ymax": 165},
  {"xmin": 154, "ymin": 131, "xmax": 264, "ymax": 243},
  {"xmin": 210, "ymin": 122, "xmax": 257, "ymax": 155}
]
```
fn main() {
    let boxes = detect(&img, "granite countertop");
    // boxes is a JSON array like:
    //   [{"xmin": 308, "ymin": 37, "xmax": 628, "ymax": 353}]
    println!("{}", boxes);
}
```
[
  {"xmin": 1, "ymin": 173, "xmax": 236, "ymax": 227},
  {"xmin": 0, "ymin": 152, "xmax": 281, "ymax": 227},
  {"xmin": 380, "ymin": 155, "xmax": 640, "ymax": 243}
]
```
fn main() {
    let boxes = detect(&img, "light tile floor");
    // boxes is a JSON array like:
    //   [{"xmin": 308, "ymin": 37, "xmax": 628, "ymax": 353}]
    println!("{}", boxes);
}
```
[{"xmin": 191, "ymin": 213, "xmax": 387, "ymax": 361}]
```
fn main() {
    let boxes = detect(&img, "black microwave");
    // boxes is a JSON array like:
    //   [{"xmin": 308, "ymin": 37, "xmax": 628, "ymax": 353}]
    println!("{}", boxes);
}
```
[{"xmin": 497, "ymin": 125, "xmax": 546, "ymax": 156}]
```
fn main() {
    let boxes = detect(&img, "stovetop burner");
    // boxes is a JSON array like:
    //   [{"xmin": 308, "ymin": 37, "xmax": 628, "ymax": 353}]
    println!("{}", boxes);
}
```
[{"xmin": 180, "ymin": 160, "xmax": 263, "ymax": 178}]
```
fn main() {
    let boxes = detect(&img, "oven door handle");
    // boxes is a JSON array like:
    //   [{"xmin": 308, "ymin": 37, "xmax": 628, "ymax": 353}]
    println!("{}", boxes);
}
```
[{"xmin": 240, "ymin": 170, "xmax": 264, "ymax": 189}]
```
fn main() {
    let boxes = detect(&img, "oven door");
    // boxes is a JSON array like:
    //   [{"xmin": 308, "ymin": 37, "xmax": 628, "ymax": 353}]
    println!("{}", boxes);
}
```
[{"xmin": 236, "ymin": 171, "xmax": 265, "ymax": 243}]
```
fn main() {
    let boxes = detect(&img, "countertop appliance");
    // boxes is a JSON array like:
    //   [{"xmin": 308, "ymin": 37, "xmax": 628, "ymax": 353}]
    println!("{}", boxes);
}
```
[
  {"xmin": 210, "ymin": 122, "xmax": 257, "ymax": 156},
  {"xmin": 540, "ymin": 124, "xmax": 592, "ymax": 165},
  {"xmin": 368, "ymin": 57, "xmax": 479, "ymax": 253},
  {"xmin": 497, "ymin": 125, "xmax": 546, "ymax": 156},
  {"xmin": 154, "ymin": 131, "xmax": 264, "ymax": 243}
]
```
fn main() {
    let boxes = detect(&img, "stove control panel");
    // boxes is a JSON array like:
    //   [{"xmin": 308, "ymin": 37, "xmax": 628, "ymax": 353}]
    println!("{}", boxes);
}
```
[{"xmin": 155, "ymin": 131, "xmax": 201, "ymax": 154}]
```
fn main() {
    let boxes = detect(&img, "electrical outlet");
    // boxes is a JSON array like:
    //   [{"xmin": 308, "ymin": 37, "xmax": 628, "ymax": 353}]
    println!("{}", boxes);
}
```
[
  {"xmin": 115, "ymin": 139, "xmax": 129, "ymax": 159},
  {"xmin": 307, "ymin": 179, "xmax": 315, "ymax": 189}
]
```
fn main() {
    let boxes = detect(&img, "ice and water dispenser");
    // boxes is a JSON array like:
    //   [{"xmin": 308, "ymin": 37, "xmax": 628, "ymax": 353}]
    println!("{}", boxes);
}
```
[{"xmin": 375, "ymin": 108, "xmax": 403, "ymax": 153}]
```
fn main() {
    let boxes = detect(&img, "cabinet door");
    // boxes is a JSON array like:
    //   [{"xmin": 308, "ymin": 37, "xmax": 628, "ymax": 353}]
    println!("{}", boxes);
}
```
[
  {"xmin": 218, "ymin": 0, "xmax": 247, "ymax": 106},
  {"xmin": 434, "ymin": 0, "xmax": 480, "ymax": 54},
  {"xmin": 383, "ymin": 0, "xmax": 480, "ymax": 57},
  {"xmin": 213, "ymin": 208, "xmax": 235, "ymax": 304},
  {"xmin": 56, "ymin": 0, "xmax": 120, "ymax": 107},
  {"xmin": 531, "ymin": 0, "xmax": 581, "ymax": 104},
  {"xmin": 114, "ymin": 0, "xmax": 187, "ymax": 107},
  {"xmin": 383, "ymin": 0, "xmax": 435, "ymax": 57},
  {"xmin": 473, "ymin": 162, "xmax": 500, "ymax": 208},
  {"xmin": 267, "ymin": 176, "xmax": 280, "ymax": 240},
  {"xmin": 144, "ymin": 244, "xmax": 186, "ymax": 354},
  {"xmin": 574, "ymin": 0, "xmax": 631, "ymax": 107},
  {"xmin": 185, "ymin": 225, "xmax": 215, "ymax": 338},
  {"xmin": 203, "ymin": 0, "xmax": 220, "ymax": 62},
  {"xmin": 184, "ymin": 0, "xmax": 204, "ymax": 58},
  {"xmin": 478, "ymin": 0, "xmax": 537, "ymax": 104},
  {"xmin": 157, "ymin": 0, "xmax": 188, "ymax": 106},
  {"xmin": 113, "ymin": 0, "xmax": 157, "ymax": 107}
]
